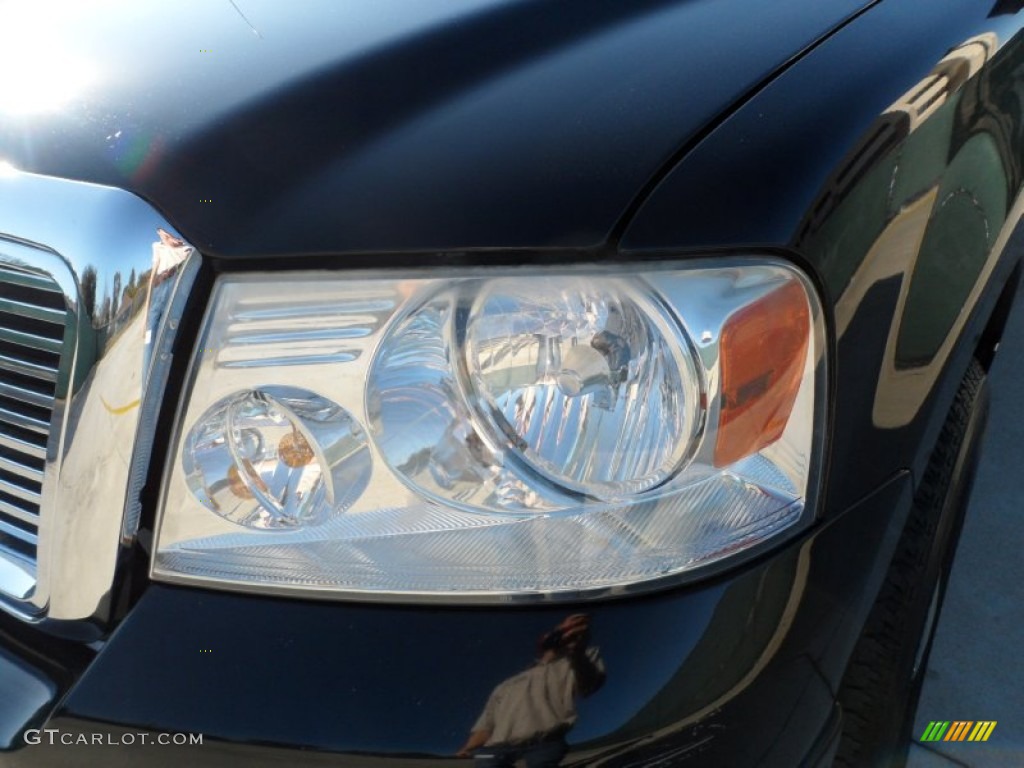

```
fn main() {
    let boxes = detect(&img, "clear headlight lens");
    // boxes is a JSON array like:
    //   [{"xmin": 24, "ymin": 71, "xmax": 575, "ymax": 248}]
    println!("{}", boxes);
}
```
[
  {"xmin": 153, "ymin": 261, "xmax": 825, "ymax": 602},
  {"xmin": 463, "ymin": 278, "xmax": 701, "ymax": 497},
  {"xmin": 182, "ymin": 386, "xmax": 371, "ymax": 529}
]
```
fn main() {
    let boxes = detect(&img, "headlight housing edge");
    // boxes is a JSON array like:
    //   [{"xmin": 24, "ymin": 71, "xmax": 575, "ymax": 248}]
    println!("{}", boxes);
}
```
[{"xmin": 151, "ymin": 257, "xmax": 827, "ymax": 603}]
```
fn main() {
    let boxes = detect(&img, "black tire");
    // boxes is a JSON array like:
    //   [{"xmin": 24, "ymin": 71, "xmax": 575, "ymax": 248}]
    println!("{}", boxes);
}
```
[{"xmin": 834, "ymin": 358, "xmax": 989, "ymax": 768}]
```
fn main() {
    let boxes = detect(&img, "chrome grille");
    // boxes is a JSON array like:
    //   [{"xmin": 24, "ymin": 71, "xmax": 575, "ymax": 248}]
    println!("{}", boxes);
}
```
[
  {"xmin": 0, "ymin": 264, "xmax": 68, "ymax": 576},
  {"xmin": 0, "ymin": 170, "xmax": 196, "ymax": 623}
]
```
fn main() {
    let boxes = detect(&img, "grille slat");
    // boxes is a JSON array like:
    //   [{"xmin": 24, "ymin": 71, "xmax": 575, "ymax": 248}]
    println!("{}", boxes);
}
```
[
  {"xmin": 0, "ymin": 516, "xmax": 37, "ymax": 546},
  {"xmin": 0, "ymin": 454, "xmax": 43, "ymax": 483},
  {"xmin": 0, "ymin": 406, "xmax": 50, "ymax": 436},
  {"xmin": 0, "ymin": 381, "xmax": 54, "ymax": 410},
  {"xmin": 0, "ymin": 352, "xmax": 58, "ymax": 383},
  {"xmin": 0, "ymin": 430, "xmax": 46, "ymax": 460},
  {"xmin": 0, "ymin": 267, "xmax": 64, "ymax": 297},
  {"xmin": 0, "ymin": 297, "xmax": 66, "ymax": 326},
  {"xmin": 0, "ymin": 326, "xmax": 63, "ymax": 355},
  {"xmin": 0, "ymin": 261, "xmax": 67, "ymax": 589},
  {"xmin": 0, "ymin": 479, "xmax": 40, "ymax": 507},
  {"xmin": 0, "ymin": 496, "xmax": 39, "ymax": 526}
]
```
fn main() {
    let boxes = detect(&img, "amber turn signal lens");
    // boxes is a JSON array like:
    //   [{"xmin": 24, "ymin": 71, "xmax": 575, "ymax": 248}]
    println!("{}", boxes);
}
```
[{"xmin": 715, "ymin": 281, "xmax": 810, "ymax": 467}]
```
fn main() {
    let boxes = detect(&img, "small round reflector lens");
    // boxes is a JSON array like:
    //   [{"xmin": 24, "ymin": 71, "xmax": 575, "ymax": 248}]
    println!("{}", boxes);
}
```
[{"xmin": 182, "ymin": 386, "xmax": 371, "ymax": 529}]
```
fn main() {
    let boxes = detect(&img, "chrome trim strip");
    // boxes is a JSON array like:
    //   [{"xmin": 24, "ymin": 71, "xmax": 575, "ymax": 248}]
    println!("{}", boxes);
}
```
[
  {"xmin": 119, "ymin": 254, "xmax": 200, "ymax": 544},
  {"xmin": 0, "ymin": 169, "xmax": 197, "ymax": 624},
  {"xmin": 0, "ymin": 553, "xmax": 33, "ymax": 599}
]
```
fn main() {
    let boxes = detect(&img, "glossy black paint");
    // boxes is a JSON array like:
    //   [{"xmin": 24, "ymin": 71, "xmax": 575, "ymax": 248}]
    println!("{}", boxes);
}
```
[
  {"xmin": 0, "ymin": 619, "xmax": 93, "ymax": 750},
  {"xmin": 622, "ymin": 0, "xmax": 1024, "ymax": 516},
  {"xmin": 0, "ymin": 0, "xmax": 871, "ymax": 255},
  {"xmin": 6, "ymin": 475, "xmax": 910, "ymax": 767},
  {"xmin": 0, "ymin": 0, "xmax": 1022, "ymax": 766}
]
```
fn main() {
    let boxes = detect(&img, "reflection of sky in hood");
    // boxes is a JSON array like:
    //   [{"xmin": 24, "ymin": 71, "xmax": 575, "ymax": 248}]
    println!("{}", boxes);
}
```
[
  {"xmin": 0, "ymin": 0, "xmax": 519, "ymax": 244},
  {"xmin": 0, "ymin": 0, "xmax": 505, "ymax": 158}
]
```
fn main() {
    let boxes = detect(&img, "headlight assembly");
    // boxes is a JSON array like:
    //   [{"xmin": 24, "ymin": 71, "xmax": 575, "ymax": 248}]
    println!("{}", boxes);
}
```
[{"xmin": 153, "ymin": 260, "xmax": 825, "ymax": 602}]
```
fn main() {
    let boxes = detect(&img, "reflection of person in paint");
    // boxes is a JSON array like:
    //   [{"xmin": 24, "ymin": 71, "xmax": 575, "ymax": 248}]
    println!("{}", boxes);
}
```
[
  {"xmin": 142, "ymin": 227, "xmax": 191, "ymax": 378},
  {"xmin": 458, "ymin": 614, "xmax": 605, "ymax": 767},
  {"xmin": 147, "ymin": 228, "xmax": 189, "ymax": 338}
]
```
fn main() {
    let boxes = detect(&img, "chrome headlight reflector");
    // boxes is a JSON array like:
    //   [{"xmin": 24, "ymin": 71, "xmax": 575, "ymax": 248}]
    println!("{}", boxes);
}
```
[
  {"xmin": 462, "ymin": 278, "xmax": 702, "ymax": 498},
  {"xmin": 153, "ymin": 261, "xmax": 825, "ymax": 602},
  {"xmin": 182, "ymin": 386, "xmax": 371, "ymax": 530}
]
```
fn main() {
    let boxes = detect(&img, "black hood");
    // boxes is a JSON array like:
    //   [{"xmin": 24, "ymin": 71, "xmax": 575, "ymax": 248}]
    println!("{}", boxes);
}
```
[{"xmin": 0, "ymin": 0, "xmax": 872, "ymax": 256}]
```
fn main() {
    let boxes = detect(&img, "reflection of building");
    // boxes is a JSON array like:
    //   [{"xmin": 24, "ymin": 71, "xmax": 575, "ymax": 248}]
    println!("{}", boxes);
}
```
[
  {"xmin": 796, "ymin": 34, "xmax": 999, "ymax": 247},
  {"xmin": 566, "ymin": 554, "xmax": 800, "ymax": 766},
  {"xmin": 887, "ymin": 34, "xmax": 996, "ymax": 132},
  {"xmin": 795, "ymin": 33, "xmax": 1019, "ymax": 428}
]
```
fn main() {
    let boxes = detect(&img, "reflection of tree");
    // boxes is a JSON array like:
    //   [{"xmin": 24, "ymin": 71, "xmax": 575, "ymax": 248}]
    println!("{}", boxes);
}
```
[
  {"xmin": 125, "ymin": 268, "xmax": 137, "ymax": 301},
  {"xmin": 80, "ymin": 265, "xmax": 97, "ymax": 318},
  {"xmin": 398, "ymin": 446, "xmax": 433, "ymax": 476},
  {"xmin": 111, "ymin": 271, "xmax": 122, "ymax": 316}
]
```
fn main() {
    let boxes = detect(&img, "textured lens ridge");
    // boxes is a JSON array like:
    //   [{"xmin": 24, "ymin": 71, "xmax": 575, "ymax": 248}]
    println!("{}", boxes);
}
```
[{"xmin": 159, "ymin": 472, "xmax": 801, "ymax": 593}]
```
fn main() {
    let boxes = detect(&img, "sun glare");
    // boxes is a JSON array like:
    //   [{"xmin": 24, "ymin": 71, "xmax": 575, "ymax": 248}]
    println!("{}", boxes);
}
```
[{"xmin": 0, "ymin": 3, "xmax": 97, "ymax": 115}]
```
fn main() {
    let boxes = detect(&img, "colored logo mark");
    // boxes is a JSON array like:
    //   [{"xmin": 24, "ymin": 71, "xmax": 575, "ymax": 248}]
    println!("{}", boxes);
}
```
[
  {"xmin": 920, "ymin": 721, "xmax": 997, "ymax": 742},
  {"xmin": 199, "ymin": 198, "xmax": 213, "ymax": 203},
  {"xmin": 200, "ymin": 49, "xmax": 212, "ymax": 53},
  {"xmin": 200, "ymin": 649, "xmax": 213, "ymax": 653}
]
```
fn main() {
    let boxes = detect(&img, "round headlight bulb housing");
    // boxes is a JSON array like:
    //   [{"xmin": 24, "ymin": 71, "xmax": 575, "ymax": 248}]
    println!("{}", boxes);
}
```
[
  {"xmin": 463, "ymin": 277, "xmax": 704, "ymax": 499},
  {"xmin": 181, "ymin": 386, "xmax": 371, "ymax": 530}
]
